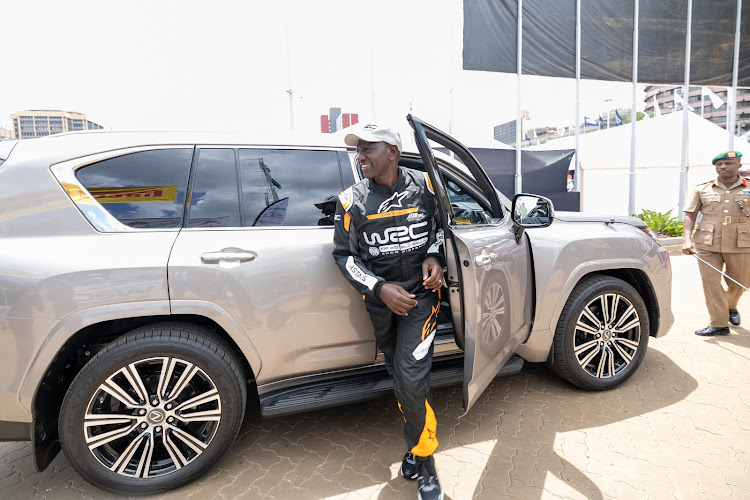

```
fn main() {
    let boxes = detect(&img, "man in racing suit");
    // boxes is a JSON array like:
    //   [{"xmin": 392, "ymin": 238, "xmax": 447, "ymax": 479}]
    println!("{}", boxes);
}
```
[{"xmin": 332, "ymin": 124, "xmax": 445, "ymax": 500}]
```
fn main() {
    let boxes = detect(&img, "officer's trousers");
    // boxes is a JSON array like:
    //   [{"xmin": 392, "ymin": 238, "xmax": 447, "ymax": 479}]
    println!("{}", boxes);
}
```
[
  {"xmin": 365, "ymin": 280, "xmax": 441, "ymax": 458},
  {"xmin": 697, "ymin": 250, "xmax": 750, "ymax": 327}
]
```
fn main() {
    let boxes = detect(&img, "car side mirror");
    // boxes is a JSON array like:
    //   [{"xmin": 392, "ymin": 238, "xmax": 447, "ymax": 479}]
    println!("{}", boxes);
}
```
[{"xmin": 510, "ymin": 194, "xmax": 554, "ymax": 243}]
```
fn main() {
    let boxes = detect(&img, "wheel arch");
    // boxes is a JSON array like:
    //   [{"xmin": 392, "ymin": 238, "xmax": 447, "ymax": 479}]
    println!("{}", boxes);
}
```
[
  {"xmin": 542, "ymin": 267, "xmax": 656, "ymax": 363},
  {"xmin": 589, "ymin": 268, "xmax": 659, "ymax": 338},
  {"xmin": 518, "ymin": 261, "xmax": 658, "ymax": 363},
  {"xmin": 26, "ymin": 305, "xmax": 261, "ymax": 472}
]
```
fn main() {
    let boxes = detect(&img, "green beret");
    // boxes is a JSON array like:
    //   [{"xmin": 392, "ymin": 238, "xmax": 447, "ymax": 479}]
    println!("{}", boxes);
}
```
[{"xmin": 712, "ymin": 150, "xmax": 743, "ymax": 164}]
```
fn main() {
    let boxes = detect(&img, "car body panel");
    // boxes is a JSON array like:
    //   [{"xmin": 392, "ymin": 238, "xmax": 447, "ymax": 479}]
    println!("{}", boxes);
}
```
[
  {"xmin": 169, "ymin": 299, "xmax": 264, "ymax": 374},
  {"xmin": 0, "ymin": 146, "xmax": 179, "ymax": 422},
  {"xmin": 407, "ymin": 115, "xmax": 530, "ymax": 414},
  {"xmin": 0, "ymin": 128, "xmax": 673, "ymax": 473},
  {"xmin": 450, "ymin": 224, "xmax": 532, "ymax": 412},
  {"xmin": 515, "ymin": 220, "xmax": 674, "ymax": 362},
  {"xmin": 16, "ymin": 300, "xmax": 171, "ymax": 418},
  {"xmin": 168, "ymin": 228, "xmax": 377, "ymax": 384}
]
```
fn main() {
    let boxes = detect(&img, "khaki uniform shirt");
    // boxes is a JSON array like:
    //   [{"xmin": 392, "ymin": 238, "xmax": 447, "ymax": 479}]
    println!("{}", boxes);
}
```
[{"xmin": 685, "ymin": 177, "xmax": 750, "ymax": 253}]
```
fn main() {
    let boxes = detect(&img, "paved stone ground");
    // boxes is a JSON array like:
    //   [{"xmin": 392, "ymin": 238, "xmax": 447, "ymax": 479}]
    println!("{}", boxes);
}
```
[{"xmin": 1, "ymin": 250, "xmax": 749, "ymax": 500}]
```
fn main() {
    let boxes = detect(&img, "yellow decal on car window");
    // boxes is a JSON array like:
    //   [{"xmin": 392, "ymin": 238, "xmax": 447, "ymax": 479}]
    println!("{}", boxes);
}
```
[
  {"xmin": 62, "ymin": 183, "xmax": 95, "ymax": 205},
  {"xmin": 87, "ymin": 186, "xmax": 178, "ymax": 203}
]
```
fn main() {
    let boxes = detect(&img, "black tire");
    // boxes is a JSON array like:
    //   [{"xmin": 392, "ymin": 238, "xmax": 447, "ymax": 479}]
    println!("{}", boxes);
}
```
[
  {"xmin": 59, "ymin": 322, "xmax": 246, "ymax": 495},
  {"xmin": 552, "ymin": 275, "xmax": 649, "ymax": 390}
]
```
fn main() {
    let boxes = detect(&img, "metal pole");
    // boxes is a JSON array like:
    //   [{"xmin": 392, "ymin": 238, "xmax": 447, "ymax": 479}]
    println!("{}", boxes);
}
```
[
  {"xmin": 285, "ymin": 6, "xmax": 294, "ymax": 131},
  {"xmin": 678, "ymin": 0, "xmax": 693, "ymax": 219},
  {"xmin": 605, "ymin": 99, "xmax": 612, "ymax": 129},
  {"xmin": 370, "ymin": 47, "xmax": 376, "ymax": 122},
  {"xmin": 629, "ymin": 0, "xmax": 639, "ymax": 216},
  {"xmin": 728, "ymin": 0, "xmax": 742, "ymax": 150},
  {"xmin": 573, "ymin": 0, "xmax": 584, "ymax": 192},
  {"xmin": 515, "ymin": 0, "xmax": 523, "ymax": 194},
  {"xmin": 449, "ymin": 15, "xmax": 454, "ymax": 137}
]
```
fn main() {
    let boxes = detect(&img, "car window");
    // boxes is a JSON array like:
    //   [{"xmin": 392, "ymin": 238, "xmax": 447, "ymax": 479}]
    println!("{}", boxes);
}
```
[
  {"xmin": 238, "ymin": 149, "xmax": 344, "ymax": 227},
  {"xmin": 340, "ymin": 152, "xmax": 356, "ymax": 188},
  {"xmin": 75, "ymin": 148, "xmax": 192, "ymax": 228},
  {"xmin": 187, "ymin": 148, "xmax": 241, "ymax": 228},
  {"xmin": 446, "ymin": 179, "xmax": 493, "ymax": 226}
]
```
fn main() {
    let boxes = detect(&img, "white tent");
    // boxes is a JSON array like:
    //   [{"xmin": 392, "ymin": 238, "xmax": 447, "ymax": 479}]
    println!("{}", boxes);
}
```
[{"xmin": 529, "ymin": 112, "xmax": 750, "ymax": 216}]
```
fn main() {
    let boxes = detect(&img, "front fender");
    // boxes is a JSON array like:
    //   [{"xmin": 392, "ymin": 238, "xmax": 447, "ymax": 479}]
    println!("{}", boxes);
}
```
[{"xmin": 516, "ymin": 221, "xmax": 657, "ymax": 362}]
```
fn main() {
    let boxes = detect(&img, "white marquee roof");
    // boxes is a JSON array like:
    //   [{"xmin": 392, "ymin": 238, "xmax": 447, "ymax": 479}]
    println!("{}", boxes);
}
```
[{"xmin": 528, "ymin": 111, "xmax": 750, "ymax": 170}]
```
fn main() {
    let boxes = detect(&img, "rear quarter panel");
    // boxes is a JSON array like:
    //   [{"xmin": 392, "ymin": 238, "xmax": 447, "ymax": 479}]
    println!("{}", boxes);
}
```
[{"xmin": 0, "ymin": 158, "xmax": 175, "ymax": 421}]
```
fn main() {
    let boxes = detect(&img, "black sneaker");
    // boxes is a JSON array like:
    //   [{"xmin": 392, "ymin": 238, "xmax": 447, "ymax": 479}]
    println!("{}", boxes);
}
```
[
  {"xmin": 416, "ymin": 456, "xmax": 443, "ymax": 500},
  {"xmin": 401, "ymin": 452, "xmax": 417, "ymax": 480}
]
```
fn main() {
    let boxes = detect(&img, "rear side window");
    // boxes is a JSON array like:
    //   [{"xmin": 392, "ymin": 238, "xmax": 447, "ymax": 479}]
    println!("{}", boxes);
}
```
[
  {"xmin": 76, "ymin": 149, "xmax": 192, "ymax": 228},
  {"xmin": 187, "ymin": 149, "xmax": 241, "ymax": 227},
  {"xmin": 239, "ymin": 149, "xmax": 345, "ymax": 227}
]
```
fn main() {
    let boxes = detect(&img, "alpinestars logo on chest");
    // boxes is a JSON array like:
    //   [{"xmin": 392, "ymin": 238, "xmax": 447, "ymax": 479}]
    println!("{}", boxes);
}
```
[{"xmin": 378, "ymin": 191, "xmax": 409, "ymax": 213}]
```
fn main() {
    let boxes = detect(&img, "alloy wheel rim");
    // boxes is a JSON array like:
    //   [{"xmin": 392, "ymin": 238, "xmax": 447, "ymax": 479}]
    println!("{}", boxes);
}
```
[
  {"xmin": 573, "ymin": 293, "xmax": 641, "ymax": 378},
  {"xmin": 481, "ymin": 282, "xmax": 505, "ymax": 343},
  {"xmin": 84, "ymin": 356, "xmax": 221, "ymax": 478}
]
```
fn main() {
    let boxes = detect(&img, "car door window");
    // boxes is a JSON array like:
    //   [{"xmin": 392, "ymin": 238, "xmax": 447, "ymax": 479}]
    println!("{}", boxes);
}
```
[
  {"xmin": 187, "ymin": 148, "xmax": 241, "ymax": 228},
  {"xmin": 75, "ymin": 148, "xmax": 192, "ymax": 228},
  {"xmin": 238, "ymin": 149, "xmax": 344, "ymax": 227},
  {"xmin": 445, "ymin": 179, "xmax": 493, "ymax": 225}
]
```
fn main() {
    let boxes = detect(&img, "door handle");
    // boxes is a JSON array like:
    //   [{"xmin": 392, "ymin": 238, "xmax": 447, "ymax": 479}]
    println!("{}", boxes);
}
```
[
  {"xmin": 475, "ymin": 251, "xmax": 498, "ymax": 268},
  {"xmin": 201, "ymin": 248, "xmax": 257, "ymax": 264}
]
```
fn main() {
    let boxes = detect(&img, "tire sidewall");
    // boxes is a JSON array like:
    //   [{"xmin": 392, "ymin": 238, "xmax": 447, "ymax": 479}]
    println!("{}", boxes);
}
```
[
  {"xmin": 559, "ymin": 279, "xmax": 650, "ymax": 390},
  {"xmin": 59, "ymin": 332, "xmax": 244, "ymax": 495}
]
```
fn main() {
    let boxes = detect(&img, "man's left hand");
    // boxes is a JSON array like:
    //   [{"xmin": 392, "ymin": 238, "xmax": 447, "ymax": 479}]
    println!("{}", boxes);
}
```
[{"xmin": 422, "ymin": 257, "xmax": 444, "ymax": 292}]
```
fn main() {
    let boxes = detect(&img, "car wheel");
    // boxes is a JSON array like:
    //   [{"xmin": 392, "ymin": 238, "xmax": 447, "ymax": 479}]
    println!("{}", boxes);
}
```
[
  {"xmin": 552, "ymin": 275, "xmax": 649, "ymax": 390},
  {"xmin": 59, "ymin": 322, "xmax": 246, "ymax": 495}
]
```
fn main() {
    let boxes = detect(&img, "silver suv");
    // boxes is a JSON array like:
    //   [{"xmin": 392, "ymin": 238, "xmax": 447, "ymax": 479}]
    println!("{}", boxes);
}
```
[{"xmin": 0, "ymin": 116, "xmax": 673, "ymax": 495}]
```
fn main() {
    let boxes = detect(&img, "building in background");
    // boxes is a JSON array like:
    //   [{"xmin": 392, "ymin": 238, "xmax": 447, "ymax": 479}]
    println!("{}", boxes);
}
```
[
  {"xmin": 320, "ymin": 107, "xmax": 358, "ymax": 133},
  {"xmin": 0, "ymin": 127, "xmax": 13, "ymax": 140},
  {"xmin": 10, "ymin": 110, "xmax": 103, "ymax": 139},
  {"xmin": 493, "ymin": 110, "xmax": 531, "ymax": 145},
  {"xmin": 644, "ymin": 85, "xmax": 750, "ymax": 135}
]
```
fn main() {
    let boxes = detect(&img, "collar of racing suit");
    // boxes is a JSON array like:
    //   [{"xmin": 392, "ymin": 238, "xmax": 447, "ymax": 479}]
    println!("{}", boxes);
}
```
[{"xmin": 367, "ymin": 166, "xmax": 406, "ymax": 195}]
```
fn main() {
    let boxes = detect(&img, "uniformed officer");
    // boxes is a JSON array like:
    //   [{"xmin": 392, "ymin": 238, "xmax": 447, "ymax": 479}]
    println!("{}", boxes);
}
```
[{"xmin": 683, "ymin": 150, "xmax": 750, "ymax": 335}]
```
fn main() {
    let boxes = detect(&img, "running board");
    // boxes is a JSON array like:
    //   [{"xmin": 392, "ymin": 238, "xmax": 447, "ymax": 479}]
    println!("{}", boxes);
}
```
[{"xmin": 259, "ymin": 355, "xmax": 524, "ymax": 418}]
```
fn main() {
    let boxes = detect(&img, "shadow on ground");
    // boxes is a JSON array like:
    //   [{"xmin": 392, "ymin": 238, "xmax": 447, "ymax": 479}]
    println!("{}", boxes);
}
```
[
  {"xmin": 0, "ymin": 346, "xmax": 696, "ymax": 499},
  {"xmin": 186, "ymin": 346, "xmax": 696, "ymax": 499}
]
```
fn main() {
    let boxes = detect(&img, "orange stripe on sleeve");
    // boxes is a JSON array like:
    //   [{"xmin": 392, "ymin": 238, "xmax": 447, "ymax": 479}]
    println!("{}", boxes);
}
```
[{"xmin": 344, "ymin": 212, "xmax": 351, "ymax": 232}]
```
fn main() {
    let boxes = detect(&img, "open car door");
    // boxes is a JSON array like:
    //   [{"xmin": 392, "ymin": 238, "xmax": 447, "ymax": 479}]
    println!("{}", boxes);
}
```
[{"xmin": 407, "ymin": 115, "xmax": 533, "ymax": 415}]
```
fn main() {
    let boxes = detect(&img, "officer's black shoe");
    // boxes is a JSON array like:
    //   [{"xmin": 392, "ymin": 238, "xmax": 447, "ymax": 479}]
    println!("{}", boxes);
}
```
[
  {"xmin": 416, "ymin": 455, "xmax": 443, "ymax": 500},
  {"xmin": 729, "ymin": 309, "xmax": 741, "ymax": 326},
  {"xmin": 401, "ymin": 452, "xmax": 417, "ymax": 480},
  {"xmin": 695, "ymin": 325, "xmax": 730, "ymax": 336}
]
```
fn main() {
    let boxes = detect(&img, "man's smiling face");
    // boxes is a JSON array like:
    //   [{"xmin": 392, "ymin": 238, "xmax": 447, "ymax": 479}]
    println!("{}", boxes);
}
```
[{"xmin": 356, "ymin": 140, "xmax": 396, "ymax": 181}]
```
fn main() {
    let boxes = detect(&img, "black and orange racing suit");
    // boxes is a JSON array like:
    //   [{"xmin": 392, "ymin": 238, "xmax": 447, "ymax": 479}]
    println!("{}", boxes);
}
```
[{"xmin": 332, "ymin": 166, "xmax": 444, "ymax": 458}]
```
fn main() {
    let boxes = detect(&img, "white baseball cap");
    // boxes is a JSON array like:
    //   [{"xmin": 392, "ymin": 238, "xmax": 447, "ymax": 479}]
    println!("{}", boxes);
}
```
[{"xmin": 344, "ymin": 123, "xmax": 402, "ymax": 152}]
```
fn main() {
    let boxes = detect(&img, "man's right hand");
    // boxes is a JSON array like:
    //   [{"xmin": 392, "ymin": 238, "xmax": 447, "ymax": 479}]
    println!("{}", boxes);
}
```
[
  {"xmin": 379, "ymin": 283, "xmax": 418, "ymax": 316},
  {"xmin": 682, "ymin": 238, "xmax": 696, "ymax": 255}
]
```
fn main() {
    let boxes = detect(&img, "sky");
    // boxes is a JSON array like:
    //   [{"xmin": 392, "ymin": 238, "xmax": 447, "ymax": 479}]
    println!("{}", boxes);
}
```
[{"xmin": 2, "ymin": 0, "xmax": 643, "ymax": 145}]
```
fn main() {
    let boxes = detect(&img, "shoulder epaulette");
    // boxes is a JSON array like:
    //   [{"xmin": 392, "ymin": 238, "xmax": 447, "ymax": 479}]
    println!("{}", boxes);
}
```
[{"xmin": 338, "ymin": 187, "xmax": 354, "ymax": 212}]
